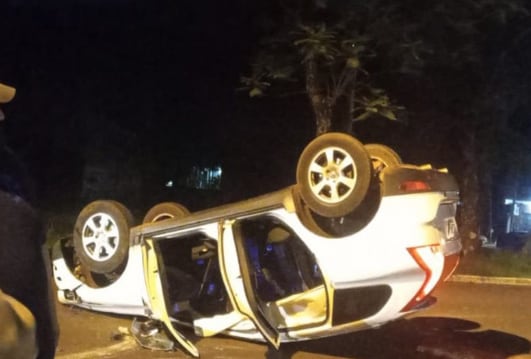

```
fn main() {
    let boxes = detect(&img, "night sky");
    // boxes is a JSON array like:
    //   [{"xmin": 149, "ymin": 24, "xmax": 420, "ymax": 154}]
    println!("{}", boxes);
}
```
[
  {"xmin": 1, "ymin": 0, "xmax": 316, "ymax": 209},
  {"xmin": 2, "ymin": 0, "xmax": 531, "ymax": 217},
  {"xmin": 2, "ymin": 0, "xmax": 256, "ymax": 143}
]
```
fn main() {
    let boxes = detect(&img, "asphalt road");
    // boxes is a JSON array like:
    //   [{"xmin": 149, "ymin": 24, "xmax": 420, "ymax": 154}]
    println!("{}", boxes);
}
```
[{"xmin": 53, "ymin": 281, "xmax": 531, "ymax": 359}]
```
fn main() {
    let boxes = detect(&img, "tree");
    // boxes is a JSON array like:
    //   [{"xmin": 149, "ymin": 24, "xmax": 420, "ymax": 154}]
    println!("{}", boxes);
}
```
[
  {"xmin": 386, "ymin": 0, "xmax": 530, "ymax": 251},
  {"xmin": 240, "ymin": 0, "xmax": 409, "ymax": 135},
  {"xmin": 242, "ymin": 0, "xmax": 531, "ymax": 252}
]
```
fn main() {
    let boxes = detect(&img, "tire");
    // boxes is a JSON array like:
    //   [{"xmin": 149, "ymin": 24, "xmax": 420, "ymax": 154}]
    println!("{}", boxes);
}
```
[
  {"xmin": 73, "ymin": 200, "xmax": 134, "ymax": 274},
  {"xmin": 296, "ymin": 132, "xmax": 373, "ymax": 218},
  {"xmin": 292, "ymin": 188, "xmax": 331, "ymax": 237},
  {"xmin": 294, "ymin": 178, "xmax": 382, "ymax": 237},
  {"xmin": 142, "ymin": 202, "xmax": 190, "ymax": 223},
  {"xmin": 364, "ymin": 143, "xmax": 402, "ymax": 172}
]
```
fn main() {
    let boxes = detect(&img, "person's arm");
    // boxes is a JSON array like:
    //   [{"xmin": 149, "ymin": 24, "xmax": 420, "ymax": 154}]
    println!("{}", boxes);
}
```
[{"xmin": 0, "ymin": 289, "xmax": 38, "ymax": 359}]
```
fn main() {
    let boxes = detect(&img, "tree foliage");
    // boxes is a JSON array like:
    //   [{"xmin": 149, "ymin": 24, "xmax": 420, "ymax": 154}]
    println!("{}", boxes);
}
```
[
  {"xmin": 242, "ymin": 0, "xmax": 529, "ymax": 133},
  {"xmin": 242, "ymin": 0, "xmax": 531, "ymax": 251},
  {"xmin": 240, "ymin": 0, "xmax": 413, "ymax": 135}
]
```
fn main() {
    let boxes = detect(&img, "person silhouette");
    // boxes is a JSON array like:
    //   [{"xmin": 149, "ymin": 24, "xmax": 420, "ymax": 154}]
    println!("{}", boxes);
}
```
[{"xmin": 0, "ymin": 82, "xmax": 58, "ymax": 359}]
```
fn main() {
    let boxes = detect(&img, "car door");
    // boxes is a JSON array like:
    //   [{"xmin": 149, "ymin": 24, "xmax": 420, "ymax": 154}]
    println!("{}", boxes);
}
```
[
  {"xmin": 218, "ymin": 220, "xmax": 281, "ymax": 348},
  {"xmin": 142, "ymin": 238, "xmax": 200, "ymax": 357}
]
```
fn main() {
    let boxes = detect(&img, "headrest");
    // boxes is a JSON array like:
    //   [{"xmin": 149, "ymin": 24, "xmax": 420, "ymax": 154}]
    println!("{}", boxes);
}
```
[{"xmin": 267, "ymin": 227, "xmax": 290, "ymax": 243}]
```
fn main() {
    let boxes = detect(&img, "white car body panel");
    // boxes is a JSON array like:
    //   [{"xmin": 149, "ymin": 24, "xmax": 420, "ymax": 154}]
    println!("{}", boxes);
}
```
[
  {"xmin": 53, "ymin": 242, "xmax": 149, "ymax": 316},
  {"xmin": 52, "ymin": 164, "xmax": 461, "ymax": 355}
]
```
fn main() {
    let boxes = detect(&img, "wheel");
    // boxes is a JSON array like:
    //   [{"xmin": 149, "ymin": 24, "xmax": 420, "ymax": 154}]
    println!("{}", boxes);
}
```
[
  {"xmin": 296, "ymin": 132, "xmax": 373, "ymax": 218},
  {"xmin": 73, "ymin": 200, "xmax": 134, "ymax": 274},
  {"xmin": 364, "ymin": 143, "xmax": 402, "ymax": 172},
  {"xmin": 60, "ymin": 238, "xmax": 116, "ymax": 288},
  {"xmin": 294, "ymin": 179, "xmax": 381, "ymax": 237},
  {"xmin": 142, "ymin": 202, "xmax": 190, "ymax": 223}
]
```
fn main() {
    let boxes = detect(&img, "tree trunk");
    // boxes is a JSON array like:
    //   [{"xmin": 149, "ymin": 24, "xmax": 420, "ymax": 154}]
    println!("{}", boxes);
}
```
[
  {"xmin": 459, "ymin": 131, "xmax": 481, "ymax": 255},
  {"xmin": 305, "ymin": 60, "xmax": 332, "ymax": 135},
  {"xmin": 332, "ymin": 87, "xmax": 355, "ymax": 134}
]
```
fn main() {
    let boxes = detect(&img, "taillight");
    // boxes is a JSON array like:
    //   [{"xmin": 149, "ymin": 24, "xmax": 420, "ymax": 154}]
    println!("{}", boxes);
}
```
[
  {"xmin": 441, "ymin": 253, "xmax": 460, "ymax": 281},
  {"xmin": 400, "ymin": 180, "xmax": 431, "ymax": 192},
  {"xmin": 401, "ymin": 245, "xmax": 444, "ymax": 312}
]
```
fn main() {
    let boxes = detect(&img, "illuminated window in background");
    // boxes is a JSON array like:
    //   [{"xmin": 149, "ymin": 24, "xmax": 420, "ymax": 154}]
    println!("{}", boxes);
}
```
[
  {"xmin": 504, "ymin": 198, "xmax": 531, "ymax": 233},
  {"xmin": 185, "ymin": 166, "xmax": 222, "ymax": 190},
  {"xmin": 165, "ymin": 166, "xmax": 222, "ymax": 190}
]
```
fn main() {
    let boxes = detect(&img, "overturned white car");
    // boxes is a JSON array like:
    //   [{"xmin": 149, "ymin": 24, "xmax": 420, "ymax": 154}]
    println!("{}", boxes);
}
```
[{"xmin": 52, "ymin": 133, "xmax": 461, "ymax": 357}]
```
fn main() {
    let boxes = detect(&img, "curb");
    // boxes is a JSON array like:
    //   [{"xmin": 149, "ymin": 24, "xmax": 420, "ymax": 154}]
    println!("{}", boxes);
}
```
[{"xmin": 448, "ymin": 274, "xmax": 531, "ymax": 286}]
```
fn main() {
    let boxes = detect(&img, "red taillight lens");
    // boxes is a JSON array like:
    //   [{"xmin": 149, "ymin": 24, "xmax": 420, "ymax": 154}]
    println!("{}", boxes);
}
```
[
  {"xmin": 401, "ymin": 245, "xmax": 444, "ymax": 312},
  {"xmin": 400, "ymin": 181, "xmax": 431, "ymax": 192},
  {"xmin": 441, "ymin": 253, "xmax": 460, "ymax": 281}
]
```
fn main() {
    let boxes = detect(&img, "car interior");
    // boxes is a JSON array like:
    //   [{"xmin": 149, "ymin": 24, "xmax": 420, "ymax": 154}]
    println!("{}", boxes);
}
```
[{"xmin": 156, "ymin": 233, "xmax": 230, "ymax": 322}]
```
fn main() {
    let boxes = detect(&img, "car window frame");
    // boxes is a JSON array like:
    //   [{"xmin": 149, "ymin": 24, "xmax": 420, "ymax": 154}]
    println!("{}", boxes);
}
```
[
  {"xmin": 142, "ymin": 237, "xmax": 200, "ymax": 357},
  {"xmin": 218, "ymin": 219, "xmax": 281, "ymax": 348}
]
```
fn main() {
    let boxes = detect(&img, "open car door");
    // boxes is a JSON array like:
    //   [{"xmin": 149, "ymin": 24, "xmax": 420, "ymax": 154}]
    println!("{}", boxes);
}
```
[
  {"xmin": 218, "ymin": 220, "xmax": 281, "ymax": 348},
  {"xmin": 142, "ymin": 238, "xmax": 200, "ymax": 357}
]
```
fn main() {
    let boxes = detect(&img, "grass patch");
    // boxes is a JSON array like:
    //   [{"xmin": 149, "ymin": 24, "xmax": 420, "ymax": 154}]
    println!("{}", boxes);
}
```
[{"xmin": 456, "ymin": 247, "xmax": 531, "ymax": 278}]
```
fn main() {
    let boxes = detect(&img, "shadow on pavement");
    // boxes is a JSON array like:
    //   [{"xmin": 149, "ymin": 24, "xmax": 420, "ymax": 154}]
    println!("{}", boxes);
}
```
[{"xmin": 266, "ymin": 317, "xmax": 531, "ymax": 359}]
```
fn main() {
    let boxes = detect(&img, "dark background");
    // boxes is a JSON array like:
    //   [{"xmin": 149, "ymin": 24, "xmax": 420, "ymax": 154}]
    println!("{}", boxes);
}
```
[
  {"xmin": 0, "ymin": 0, "xmax": 312, "ymax": 212},
  {"xmin": 0, "ymin": 0, "xmax": 529, "ymax": 229}
]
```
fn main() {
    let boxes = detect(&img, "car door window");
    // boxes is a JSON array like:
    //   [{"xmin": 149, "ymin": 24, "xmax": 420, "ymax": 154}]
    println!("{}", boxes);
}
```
[
  {"xmin": 155, "ymin": 232, "xmax": 230, "ymax": 322},
  {"xmin": 234, "ymin": 216, "xmax": 327, "ymax": 329}
]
